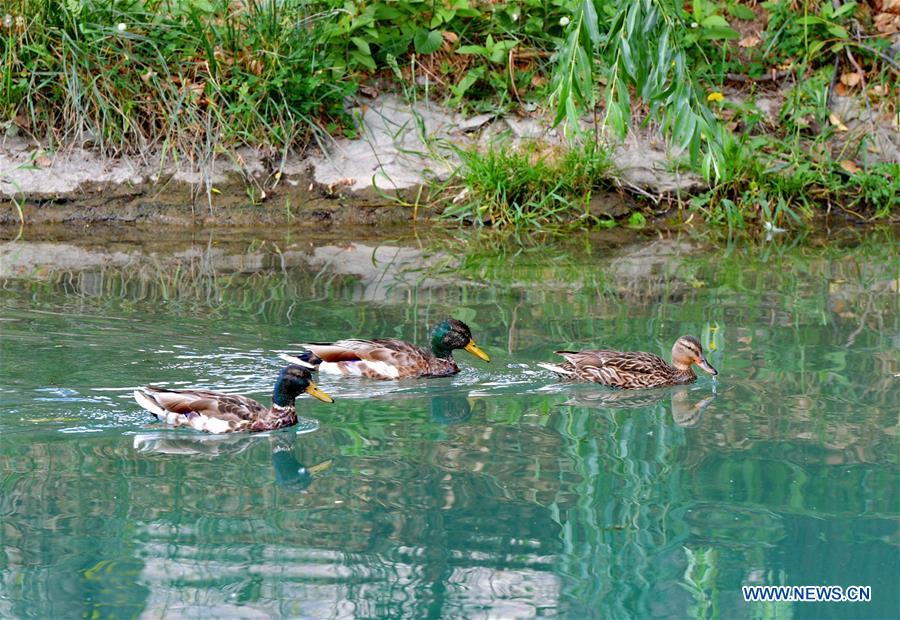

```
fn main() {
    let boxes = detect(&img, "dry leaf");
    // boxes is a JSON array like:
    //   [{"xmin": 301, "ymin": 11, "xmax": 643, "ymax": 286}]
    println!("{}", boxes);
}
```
[
  {"xmin": 738, "ymin": 34, "xmax": 761, "ymax": 48},
  {"xmin": 442, "ymin": 31, "xmax": 459, "ymax": 44},
  {"xmin": 325, "ymin": 178, "xmax": 356, "ymax": 196},
  {"xmin": 840, "ymin": 71, "xmax": 862, "ymax": 87},
  {"xmin": 34, "ymin": 154, "xmax": 51, "ymax": 168},
  {"xmin": 840, "ymin": 159, "xmax": 861, "ymax": 174},
  {"xmin": 871, "ymin": 84, "xmax": 889, "ymax": 96},
  {"xmin": 874, "ymin": 12, "xmax": 900, "ymax": 34},
  {"xmin": 829, "ymin": 112, "xmax": 849, "ymax": 132},
  {"xmin": 835, "ymin": 82, "xmax": 849, "ymax": 96},
  {"xmin": 737, "ymin": 336, "xmax": 752, "ymax": 345},
  {"xmin": 358, "ymin": 84, "xmax": 378, "ymax": 98},
  {"xmin": 883, "ymin": 0, "xmax": 900, "ymax": 14}
]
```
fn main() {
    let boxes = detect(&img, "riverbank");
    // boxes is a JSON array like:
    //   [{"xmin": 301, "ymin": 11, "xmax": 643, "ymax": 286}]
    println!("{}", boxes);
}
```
[
  {"xmin": 3, "ymin": 91, "xmax": 896, "ymax": 231},
  {"xmin": 0, "ymin": 93, "xmax": 703, "ymax": 227},
  {"xmin": 2, "ymin": 1, "xmax": 897, "ymax": 231}
]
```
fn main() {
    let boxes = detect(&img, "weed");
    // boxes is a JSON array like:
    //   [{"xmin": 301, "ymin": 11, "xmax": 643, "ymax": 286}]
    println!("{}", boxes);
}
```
[
  {"xmin": 3, "ymin": 0, "xmax": 354, "ymax": 160},
  {"xmin": 441, "ymin": 141, "xmax": 617, "ymax": 228}
]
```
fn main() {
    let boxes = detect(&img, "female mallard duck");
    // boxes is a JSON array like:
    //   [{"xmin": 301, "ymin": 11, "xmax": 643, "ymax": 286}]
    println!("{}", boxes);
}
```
[
  {"xmin": 132, "ymin": 365, "xmax": 334, "ymax": 434},
  {"xmin": 280, "ymin": 318, "xmax": 490, "ymax": 380},
  {"xmin": 538, "ymin": 335, "xmax": 717, "ymax": 389}
]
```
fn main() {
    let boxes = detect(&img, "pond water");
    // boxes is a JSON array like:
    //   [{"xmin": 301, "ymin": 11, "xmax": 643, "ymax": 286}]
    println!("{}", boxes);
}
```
[{"xmin": 0, "ymin": 226, "xmax": 897, "ymax": 619}]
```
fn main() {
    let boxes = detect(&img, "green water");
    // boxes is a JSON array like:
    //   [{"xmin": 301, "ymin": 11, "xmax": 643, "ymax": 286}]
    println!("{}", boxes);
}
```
[{"xmin": 1, "ymin": 228, "xmax": 897, "ymax": 619}]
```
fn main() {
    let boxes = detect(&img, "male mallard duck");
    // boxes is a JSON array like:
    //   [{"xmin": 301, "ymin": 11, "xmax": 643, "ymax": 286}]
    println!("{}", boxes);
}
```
[
  {"xmin": 538, "ymin": 335, "xmax": 717, "ymax": 389},
  {"xmin": 281, "ymin": 318, "xmax": 490, "ymax": 380},
  {"xmin": 132, "ymin": 365, "xmax": 334, "ymax": 434}
]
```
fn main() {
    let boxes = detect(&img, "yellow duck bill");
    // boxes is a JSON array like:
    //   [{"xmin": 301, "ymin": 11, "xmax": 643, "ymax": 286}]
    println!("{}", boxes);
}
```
[
  {"xmin": 464, "ymin": 340, "xmax": 491, "ymax": 362},
  {"xmin": 305, "ymin": 383, "xmax": 334, "ymax": 403}
]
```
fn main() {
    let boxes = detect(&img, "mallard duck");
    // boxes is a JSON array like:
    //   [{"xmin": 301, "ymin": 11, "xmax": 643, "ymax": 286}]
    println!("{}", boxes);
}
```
[
  {"xmin": 132, "ymin": 365, "xmax": 334, "ymax": 434},
  {"xmin": 538, "ymin": 335, "xmax": 717, "ymax": 389},
  {"xmin": 280, "ymin": 318, "xmax": 490, "ymax": 380}
]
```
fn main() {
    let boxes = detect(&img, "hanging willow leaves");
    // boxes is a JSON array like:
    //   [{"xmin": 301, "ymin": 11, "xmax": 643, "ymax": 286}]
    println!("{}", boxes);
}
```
[{"xmin": 550, "ymin": 0, "xmax": 724, "ymax": 179}]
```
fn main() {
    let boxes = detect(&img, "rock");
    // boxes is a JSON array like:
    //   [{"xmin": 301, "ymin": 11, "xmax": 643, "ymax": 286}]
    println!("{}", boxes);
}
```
[
  {"xmin": 456, "ymin": 113, "xmax": 495, "ymax": 133},
  {"xmin": 829, "ymin": 95, "xmax": 899, "ymax": 164},
  {"xmin": 610, "ymin": 133, "xmax": 706, "ymax": 195},
  {"xmin": 588, "ymin": 191, "xmax": 632, "ymax": 218},
  {"xmin": 303, "ymin": 95, "xmax": 464, "ymax": 194}
]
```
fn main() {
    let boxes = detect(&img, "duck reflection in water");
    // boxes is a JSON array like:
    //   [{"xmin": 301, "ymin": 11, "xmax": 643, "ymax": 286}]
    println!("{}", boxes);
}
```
[
  {"xmin": 560, "ymin": 385, "xmax": 716, "ymax": 427},
  {"xmin": 429, "ymin": 393, "xmax": 479, "ymax": 425},
  {"xmin": 132, "ymin": 427, "xmax": 331, "ymax": 492}
]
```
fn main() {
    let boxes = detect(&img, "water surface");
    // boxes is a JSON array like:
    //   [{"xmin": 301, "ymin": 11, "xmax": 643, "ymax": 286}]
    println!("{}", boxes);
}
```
[{"xmin": 1, "ymin": 227, "xmax": 897, "ymax": 618}]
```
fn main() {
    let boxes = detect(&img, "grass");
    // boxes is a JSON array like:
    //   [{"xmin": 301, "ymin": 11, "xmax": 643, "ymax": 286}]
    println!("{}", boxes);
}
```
[
  {"xmin": 2, "ymin": 0, "xmax": 354, "ymax": 161},
  {"xmin": 688, "ymin": 65, "xmax": 900, "ymax": 235},
  {"xmin": 440, "ymin": 142, "xmax": 617, "ymax": 228}
]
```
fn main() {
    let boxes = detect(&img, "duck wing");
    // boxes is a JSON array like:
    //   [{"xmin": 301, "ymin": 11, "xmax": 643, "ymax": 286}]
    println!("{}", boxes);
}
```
[
  {"xmin": 134, "ymin": 387, "xmax": 267, "ymax": 433},
  {"xmin": 303, "ymin": 339, "xmax": 433, "ymax": 379},
  {"xmin": 555, "ymin": 350, "xmax": 672, "ymax": 388}
]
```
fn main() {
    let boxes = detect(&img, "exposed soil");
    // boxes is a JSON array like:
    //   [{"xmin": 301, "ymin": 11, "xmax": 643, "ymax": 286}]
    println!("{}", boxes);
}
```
[{"xmin": 2, "ymin": 92, "xmax": 895, "ymax": 228}]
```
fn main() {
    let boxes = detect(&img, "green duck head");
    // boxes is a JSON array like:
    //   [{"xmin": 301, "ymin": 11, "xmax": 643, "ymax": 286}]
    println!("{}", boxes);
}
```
[
  {"xmin": 430, "ymin": 318, "xmax": 491, "ymax": 362},
  {"xmin": 272, "ymin": 365, "xmax": 334, "ymax": 407}
]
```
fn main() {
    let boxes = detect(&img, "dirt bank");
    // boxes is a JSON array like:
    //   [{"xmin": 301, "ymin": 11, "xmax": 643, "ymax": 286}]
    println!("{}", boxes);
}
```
[
  {"xmin": 3, "ymin": 92, "xmax": 895, "ymax": 228},
  {"xmin": 0, "ymin": 95, "xmax": 701, "ymax": 227}
]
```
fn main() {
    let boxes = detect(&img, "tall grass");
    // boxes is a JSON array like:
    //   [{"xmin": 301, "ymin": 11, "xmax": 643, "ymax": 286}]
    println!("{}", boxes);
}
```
[{"xmin": 2, "ymin": 0, "xmax": 353, "ymax": 162}]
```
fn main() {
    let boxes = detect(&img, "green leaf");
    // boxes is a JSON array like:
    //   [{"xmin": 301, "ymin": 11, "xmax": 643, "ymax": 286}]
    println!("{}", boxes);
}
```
[
  {"xmin": 692, "ymin": 0, "xmax": 704, "ymax": 20},
  {"xmin": 455, "ymin": 67, "xmax": 483, "ymax": 95},
  {"xmin": 350, "ymin": 50, "xmax": 376, "ymax": 70},
  {"xmin": 582, "ymin": 0, "xmax": 601, "ymax": 45},
  {"xmin": 827, "ymin": 24, "xmax": 849, "ymax": 39},
  {"xmin": 700, "ymin": 15, "xmax": 730, "ymax": 29},
  {"xmin": 620, "ymin": 37, "xmax": 636, "ymax": 81},
  {"xmin": 807, "ymin": 39, "xmax": 827, "ymax": 57},
  {"xmin": 374, "ymin": 5, "xmax": 403, "ymax": 20},
  {"xmin": 832, "ymin": 1, "xmax": 857, "ymax": 19},
  {"xmin": 413, "ymin": 29, "xmax": 443, "ymax": 55},
  {"xmin": 457, "ymin": 44, "xmax": 487, "ymax": 56},
  {"xmin": 627, "ymin": 211, "xmax": 646, "ymax": 228},
  {"xmin": 489, "ymin": 41, "xmax": 516, "ymax": 64},
  {"xmin": 726, "ymin": 4, "xmax": 756, "ymax": 20},
  {"xmin": 350, "ymin": 37, "xmax": 371, "ymax": 56},
  {"xmin": 701, "ymin": 26, "xmax": 740, "ymax": 40},
  {"xmin": 626, "ymin": 1, "xmax": 640, "ymax": 37},
  {"xmin": 449, "ymin": 67, "xmax": 484, "ymax": 105},
  {"xmin": 606, "ymin": 8, "xmax": 626, "ymax": 42}
]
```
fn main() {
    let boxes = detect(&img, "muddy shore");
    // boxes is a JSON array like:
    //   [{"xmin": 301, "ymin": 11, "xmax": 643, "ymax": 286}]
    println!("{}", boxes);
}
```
[
  {"xmin": 2, "ymin": 93, "xmax": 895, "ymax": 228},
  {"xmin": 0, "ymin": 95, "xmax": 702, "ymax": 227}
]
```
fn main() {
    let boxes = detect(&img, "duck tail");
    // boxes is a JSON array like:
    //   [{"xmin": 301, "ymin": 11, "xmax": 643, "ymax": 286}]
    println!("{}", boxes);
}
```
[
  {"xmin": 277, "ymin": 350, "xmax": 322, "ymax": 370},
  {"xmin": 133, "ymin": 389, "xmax": 168, "ymax": 420},
  {"xmin": 536, "ymin": 362, "xmax": 575, "ymax": 377}
]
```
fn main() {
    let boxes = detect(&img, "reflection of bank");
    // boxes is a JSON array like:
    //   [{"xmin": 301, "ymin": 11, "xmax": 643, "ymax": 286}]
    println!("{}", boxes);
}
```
[
  {"xmin": 133, "ymin": 425, "xmax": 331, "ymax": 492},
  {"xmin": 561, "ymin": 386, "xmax": 716, "ymax": 427}
]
